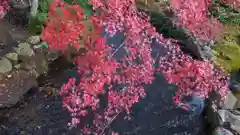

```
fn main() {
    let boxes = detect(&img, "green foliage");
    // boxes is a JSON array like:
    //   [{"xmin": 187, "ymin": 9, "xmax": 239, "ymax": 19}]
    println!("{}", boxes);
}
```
[
  {"xmin": 64, "ymin": 0, "xmax": 94, "ymax": 16},
  {"xmin": 28, "ymin": 0, "xmax": 51, "ymax": 34},
  {"xmin": 209, "ymin": 0, "xmax": 240, "ymax": 25},
  {"xmin": 212, "ymin": 25, "xmax": 240, "ymax": 73}
]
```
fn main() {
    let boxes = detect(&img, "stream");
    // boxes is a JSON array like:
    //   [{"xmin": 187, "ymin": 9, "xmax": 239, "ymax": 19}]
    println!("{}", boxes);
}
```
[{"xmin": 0, "ymin": 30, "xmax": 207, "ymax": 135}]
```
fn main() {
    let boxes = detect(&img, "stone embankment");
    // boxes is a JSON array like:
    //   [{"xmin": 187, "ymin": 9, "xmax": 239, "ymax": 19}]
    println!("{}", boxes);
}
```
[{"xmin": 0, "ymin": 35, "xmax": 59, "ymax": 108}]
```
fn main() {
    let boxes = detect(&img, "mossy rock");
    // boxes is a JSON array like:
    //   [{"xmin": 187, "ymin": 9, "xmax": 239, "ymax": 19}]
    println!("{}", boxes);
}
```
[{"xmin": 212, "ymin": 24, "xmax": 240, "ymax": 73}]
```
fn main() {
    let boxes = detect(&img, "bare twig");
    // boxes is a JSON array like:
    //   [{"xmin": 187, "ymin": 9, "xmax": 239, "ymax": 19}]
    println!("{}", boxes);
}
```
[
  {"xmin": 110, "ymin": 42, "xmax": 125, "ymax": 59},
  {"xmin": 99, "ymin": 112, "xmax": 121, "ymax": 135}
]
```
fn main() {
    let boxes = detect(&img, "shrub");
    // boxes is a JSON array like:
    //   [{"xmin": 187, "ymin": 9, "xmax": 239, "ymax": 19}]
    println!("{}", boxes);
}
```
[
  {"xmin": 170, "ymin": 0, "xmax": 223, "ymax": 41},
  {"xmin": 0, "ymin": 0, "xmax": 9, "ymax": 19},
  {"xmin": 210, "ymin": 0, "xmax": 240, "ymax": 25},
  {"xmin": 221, "ymin": 0, "xmax": 240, "ymax": 9},
  {"xmin": 28, "ymin": 0, "xmax": 51, "ymax": 34},
  {"xmin": 212, "ymin": 24, "xmax": 240, "ymax": 73}
]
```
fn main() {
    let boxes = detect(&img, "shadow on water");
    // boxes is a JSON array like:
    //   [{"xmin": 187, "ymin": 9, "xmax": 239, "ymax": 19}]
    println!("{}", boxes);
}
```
[{"xmin": 109, "ymin": 73, "xmax": 206, "ymax": 135}]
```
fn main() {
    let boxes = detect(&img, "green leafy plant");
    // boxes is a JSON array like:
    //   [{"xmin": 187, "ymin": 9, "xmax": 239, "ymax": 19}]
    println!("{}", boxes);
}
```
[
  {"xmin": 28, "ymin": 0, "xmax": 51, "ymax": 34},
  {"xmin": 64, "ymin": 0, "xmax": 94, "ymax": 16},
  {"xmin": 209, "ymin": 0, "xmax": 240, "ymax": 25},
  {"xmin": 212, "ymin": 25, "xmax": 240, "ymax": 73}
]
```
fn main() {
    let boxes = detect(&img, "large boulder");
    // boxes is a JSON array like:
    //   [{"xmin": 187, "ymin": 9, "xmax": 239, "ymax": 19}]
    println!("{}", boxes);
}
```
[{"xmin": 206, "ymin": 92, "xmax": 240, "ymax": 135}]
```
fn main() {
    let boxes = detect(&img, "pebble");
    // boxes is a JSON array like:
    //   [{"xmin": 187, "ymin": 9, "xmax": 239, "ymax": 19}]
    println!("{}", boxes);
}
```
[
  {"xmin": 7, "ymin": 74, "xmax": 12, "ymax": 78},
  {"xmin": 0, "ymin": 57, "xmax": 13, "ymax": 74},
  {"xmin": 26, "ymin": 36, "xmax": 41, "ymax": 45},
  {"xmin": 14, "ymin": 42, "xmax": 34, "ymax": 57},
  {"xmin": 5, "ymin": 52, "xmax": 18, "ymax": 61}
]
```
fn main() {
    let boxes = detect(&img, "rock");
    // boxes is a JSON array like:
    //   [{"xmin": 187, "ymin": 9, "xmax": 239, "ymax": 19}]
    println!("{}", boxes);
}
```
[
  {"xmin": 200, "ymin": 45, "xmax": 214, "ymax": 60},
  {"xmin": 18, "ymin": 48, "xmax": 48, "ymax": 75},
  {"xmin": 46, "ymin": 51, "xmax": 60, "ymax": 62},
  {"xmin": 222, "ymin": 92, "xmax": 240, "ymax": 109},
  {"xmin": 217, "ymin": 109, "xmax": 240, "ymax": 133},
  {"xmin": 205, "ymin": 92, "xmax": 225, "ymax": 129},
  {"xmin": 14, "ymin": 64, "xmax": 21, "ymax": 69},
  {"xmin": 30, "ymin": 48, "xmax": 48, "ymax": 75},
  {"xmin": 229, "ymin": 71, "xmax": 240, "ymax": 93},
  {"xmin": 0, "ymin": 70, "xmax": 38, "ymax": 108},
  {"xmin": 177, "ymin": 93, "xmax": 205, "ymax": 116},
  {"xmin": 5, "ymin": 52, "xmax": 18, "ymax": 61},
  {"xmin": 14, "ymin": 42, "xmax": 34, "ymax": 57},
  {"xmin": 229, "ymin": 83, "xmax": 240, "ymax": 93},
  {"xmin": 26, "ymin": 36, "xmax": 41, "ymax": 45},
  {"xmin": 17, "ymin": 42, "xmax": 31, "ymax": 49},
  {"xmin": 229, "ymin": 80, "xmax": 240, "ymax": 94},
  {"xmin": 206, "ymin": 92, "xmax": 240, "ymax": 135},
  {"xmin": 213, "ymin": 127, "xmax": 234, "ymax": 135},
  {"xmin": 30, "ymin": 69, "xmax": 40, "ymax": 78},
  {"xmin": 0, "ymin": 57, "xmax": 13, "ymax": 74},
  {"xmin": 183, "ymin": 36, "xmax": 214, "ymax": 60}
]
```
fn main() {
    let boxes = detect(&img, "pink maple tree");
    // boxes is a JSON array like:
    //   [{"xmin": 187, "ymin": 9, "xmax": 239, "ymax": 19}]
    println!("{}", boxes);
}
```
[
  {"xmin": 42, "ymin": 0, "xmax": 229, "ymax": 134},
  {"xmin": 170, "ymin": 0, "xmax": 223, "ymax": 41},
  {"xmin": 0, "ymin": 0, "xmax": 9, "ymax": 19}
]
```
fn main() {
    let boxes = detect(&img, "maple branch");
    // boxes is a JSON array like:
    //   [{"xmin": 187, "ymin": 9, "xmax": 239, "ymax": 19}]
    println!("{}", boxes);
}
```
[{"xmin": 110, "ymin": 42, "xmax": 125, "ymax": 59}]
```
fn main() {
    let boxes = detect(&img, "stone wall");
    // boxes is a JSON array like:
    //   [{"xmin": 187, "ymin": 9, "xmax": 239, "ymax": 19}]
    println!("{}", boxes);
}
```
[{"xmin": 0, "ymin": 35, "xmax": 59, "ymax": 108}]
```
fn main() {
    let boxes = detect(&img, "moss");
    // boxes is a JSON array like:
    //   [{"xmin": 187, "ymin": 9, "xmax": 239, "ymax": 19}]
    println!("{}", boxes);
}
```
[{"xmin": 212, "ymin": 25, "xmax": 240, "ymax": 73}]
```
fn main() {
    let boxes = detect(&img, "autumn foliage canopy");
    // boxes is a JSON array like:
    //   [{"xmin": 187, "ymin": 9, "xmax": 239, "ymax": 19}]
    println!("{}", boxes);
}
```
[{"xmin": 40, "ymin": 0, "xmax": 237, "ymax": 134}]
